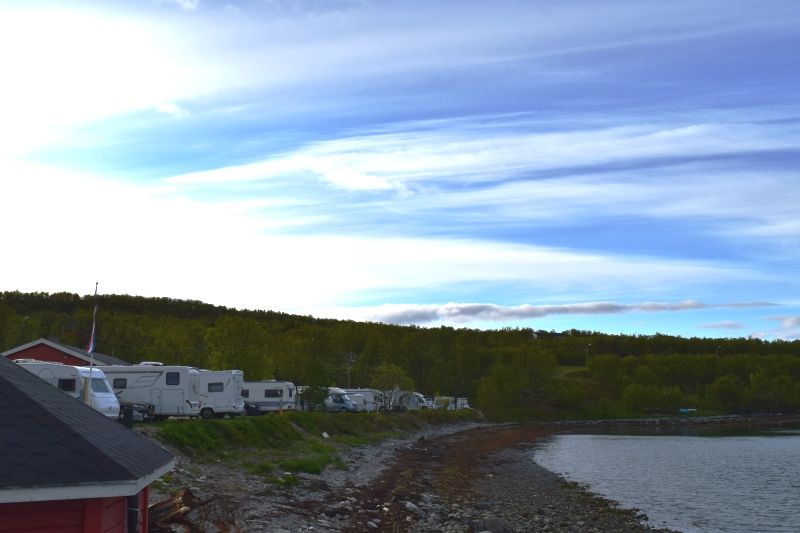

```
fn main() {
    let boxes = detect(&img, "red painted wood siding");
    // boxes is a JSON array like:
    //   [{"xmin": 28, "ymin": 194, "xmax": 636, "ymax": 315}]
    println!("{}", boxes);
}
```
[
  {"xmin": 136, "ymin": 487, "xmax": 149, "ymax": 533},
  {"xmin": 0, "ymin": 499, "xmax": 84, "ymax": 532},
  {"xmin": 6, "ymin": 344, "xmax": 87, "ymax": 366},
  {"xmin": 0, "ymin": 494, "xmax": 141, "ymax": 533},
  {"xmin": 100, "ymin": 497, "xmax": 125, "ymax": 533}
]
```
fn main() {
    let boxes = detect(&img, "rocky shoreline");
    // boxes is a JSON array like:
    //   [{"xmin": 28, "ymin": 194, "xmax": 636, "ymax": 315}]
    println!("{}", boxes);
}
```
[{"xmin": 147, "ymin": 415, "xmax": 797, "ymax": 532}]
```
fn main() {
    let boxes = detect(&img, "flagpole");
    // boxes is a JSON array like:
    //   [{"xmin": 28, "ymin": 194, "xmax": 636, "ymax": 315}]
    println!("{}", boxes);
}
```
[{"xmin": 84, "ymin": 282, "xmax": 98, "ymax": 406}]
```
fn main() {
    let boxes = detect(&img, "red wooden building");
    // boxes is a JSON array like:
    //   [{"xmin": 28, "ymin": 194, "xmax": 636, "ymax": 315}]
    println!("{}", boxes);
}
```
[
  {"xmin": 0, "ymin": 356, "xmax": 174, "ymax": 532},
  {"xmin": 2, "ymin": 338, "xmax": 131, "ymax": 367}
]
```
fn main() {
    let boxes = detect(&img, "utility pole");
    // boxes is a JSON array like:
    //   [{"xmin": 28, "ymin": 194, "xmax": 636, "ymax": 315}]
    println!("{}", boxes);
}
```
[{"xmin": 345, "ymin": 352, "xmax": 355, "ymax": 388}]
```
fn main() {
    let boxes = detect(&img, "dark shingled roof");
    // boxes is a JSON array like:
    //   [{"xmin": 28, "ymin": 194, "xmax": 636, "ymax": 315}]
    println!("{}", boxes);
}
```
[{"xmin": 0, "ymin": 356, "xmax": 174, "ymax": 493}]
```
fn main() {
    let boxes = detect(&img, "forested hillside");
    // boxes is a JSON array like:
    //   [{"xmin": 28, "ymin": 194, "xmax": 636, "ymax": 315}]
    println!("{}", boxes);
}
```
[{"xmin": 2, "ymin": 291, "xmax": 799, "ymax": 419}]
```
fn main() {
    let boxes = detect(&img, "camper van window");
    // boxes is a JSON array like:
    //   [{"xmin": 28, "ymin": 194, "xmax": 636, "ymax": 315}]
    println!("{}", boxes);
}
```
[
  {"xmin": 113, "ymin": 378, "xmax": 127, "ymax": 388},
  {"xmin": 289, "ymin": 389, "xmax": 293, "ymax": 398},
  {"xmin": 265, "ymin": 389, "xmax": 282, "ymax": 398},
  {"xmin": 91, "ymin": 378, "xmax": 111, "ymax": 393},
  {"xmin": 166, "ymin": 372, "xmax": 180, "ymax": 385},
  {"xmin": 241, "ymin": 389, "xmax": 249, "ymax": 398},
  {"xmin": 58, "ymin": 379, "xmax": 76, "ymax": 392},
  {"xmin": 208, "ymin": 382, "xmax": 224, "ymax": 393}
]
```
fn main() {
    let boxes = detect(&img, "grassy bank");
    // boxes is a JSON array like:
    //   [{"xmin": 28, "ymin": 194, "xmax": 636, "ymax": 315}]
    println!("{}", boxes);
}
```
[{"xmin": 151, "ymin": 409, "xmax": 484, "ymax": 485}]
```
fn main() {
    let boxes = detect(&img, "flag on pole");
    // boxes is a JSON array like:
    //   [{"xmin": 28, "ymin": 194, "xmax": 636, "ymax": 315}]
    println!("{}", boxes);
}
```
[
  {"xmin": 87, "ymin": 283, "xmax": 98, "ymax": 354},
  {"xmin": 87, "ymin": 308, "xmax": 97, "ymax": 354},
  {"xmin": 84, "ymin": 283, "xmax": 98, "ymax": 406}
]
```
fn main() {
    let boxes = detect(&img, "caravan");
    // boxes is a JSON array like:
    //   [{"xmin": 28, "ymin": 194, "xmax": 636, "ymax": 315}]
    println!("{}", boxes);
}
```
[
  {"xmin": 103, "ymin": 363, "xmax": 201, "ymax": 420},
  {"xmin": 14, "ymin": 359, "xmax": 120, "ymax": 418},
  {"xmin": 241, "ymin": 380, "xmax": 296, "ymax": 415},
  {"xmin": 198, "ymin": 369, "xmax": 245, "ymax": 419}
]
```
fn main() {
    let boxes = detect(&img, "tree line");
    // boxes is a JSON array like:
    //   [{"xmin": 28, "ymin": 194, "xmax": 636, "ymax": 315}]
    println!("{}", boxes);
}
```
[{"xmin": 1, "ymin": 291, "xmax": 798, "ymax": 419}]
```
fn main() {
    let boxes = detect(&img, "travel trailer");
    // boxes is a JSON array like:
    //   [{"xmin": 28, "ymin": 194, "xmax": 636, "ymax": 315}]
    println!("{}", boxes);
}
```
[
  {"xmin": 197, "ymin": 369, "xmax": 245, "ymax": 419},
  {"xmin": 14, "ymin": 359, "xmax": 120, "ymax": 418},
  {"xmin": 343, "ymin": 388, "xmax": 384, "ymax": 412},
  {"xmin": 103, "ymin": 363, "xmax": 201, "ymax": 420},
  {"xmin": 241, "ymin": 380, "xmax": 296, "ymax": 415},
  {"xmin": 323, "ymin": 386, "xmax": 358, "ymax": 413}
]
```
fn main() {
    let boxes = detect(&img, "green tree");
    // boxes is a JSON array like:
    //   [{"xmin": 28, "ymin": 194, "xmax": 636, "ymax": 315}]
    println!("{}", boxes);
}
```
[
  {"xmin": 370, "ymin": 363, "xmax": 414, "ymax": 410},
  {"xmin": 706, "ymin": 374, "xmax": 745, "ymax": 413},
  {"xmin": 204, "ymin": 316, "xmax": 272, "ymax": 379}
]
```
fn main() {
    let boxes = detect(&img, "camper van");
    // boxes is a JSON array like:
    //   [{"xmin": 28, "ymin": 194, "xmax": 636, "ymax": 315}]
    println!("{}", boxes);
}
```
[
  {"xmin": 323, "ymin": 387, "xmax": 358, "ymax": 413},
  {"xmin": 14, "ymin": 360, "xmax": 120, "ymax": 418},
  {"xmin": 103, "ymin": 363, "xmax": 201, "ymax": 420},
  {"xmin": 241, "ymin": 380, "xmax": 296, "ymax": 415},
  {"xmin": 343, "ymin": 388, "xmax": 384, "ymax": 412},
  {"xmin": 198, "ymin": 369, "xmax": 245, "ymax": 419}
]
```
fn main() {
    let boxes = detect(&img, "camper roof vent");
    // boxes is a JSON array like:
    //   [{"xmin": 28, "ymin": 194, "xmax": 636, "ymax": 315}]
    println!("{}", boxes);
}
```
[{"xmin": 138, "ymin": 361, "xmax": 164, "ymax": 366}]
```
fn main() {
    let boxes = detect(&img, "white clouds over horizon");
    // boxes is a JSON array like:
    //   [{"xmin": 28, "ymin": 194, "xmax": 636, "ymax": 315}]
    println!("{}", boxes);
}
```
[{"xmin": 2, "ymin": 0, "xmax": 799, "ymax": 339}]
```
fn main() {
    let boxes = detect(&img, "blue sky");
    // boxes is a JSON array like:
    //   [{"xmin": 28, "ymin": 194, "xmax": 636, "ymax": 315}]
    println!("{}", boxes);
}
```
[{"xmin": 1, "ymin": 0, "xmax": 799, "ymax": 339}]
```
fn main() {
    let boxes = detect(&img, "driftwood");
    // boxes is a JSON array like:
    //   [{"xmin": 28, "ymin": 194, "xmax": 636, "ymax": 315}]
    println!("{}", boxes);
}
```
[{"xmin": 148, "ymin": 487, "xmax": 242, "ymax": 532}]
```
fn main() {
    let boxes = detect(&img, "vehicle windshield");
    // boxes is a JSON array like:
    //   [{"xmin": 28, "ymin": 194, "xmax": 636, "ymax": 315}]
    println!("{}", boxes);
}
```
[{"xmin": 91, "ymin": 378, "xmax": 112, "ymax": 393}]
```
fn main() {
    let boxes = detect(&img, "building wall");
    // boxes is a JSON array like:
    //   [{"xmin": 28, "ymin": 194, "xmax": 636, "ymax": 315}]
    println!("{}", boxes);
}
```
[
  {"xmin": 0, "ymin": 490, "xmax": 149, "ymax": 533},
  {"xmin": 6, "ymin": 344, "xmax": 87, "ymax": 366},
  {"xmin": 0, "ymin": 499, "xmax": 83, "ymax": 532}
]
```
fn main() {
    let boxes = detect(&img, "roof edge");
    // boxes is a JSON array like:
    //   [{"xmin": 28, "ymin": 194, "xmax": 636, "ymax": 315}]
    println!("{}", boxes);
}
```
[
  {"xmin": 1, "ymin": 338, "xmax": 93, "ymax": 363},
  {"xmin": 0, "ymin": 458, "xmax": 176, "ymax": 504}
]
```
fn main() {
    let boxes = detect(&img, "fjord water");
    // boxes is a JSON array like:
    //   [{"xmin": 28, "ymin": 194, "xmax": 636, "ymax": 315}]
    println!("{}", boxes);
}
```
[{"xmin": 532, "ymin": 427, "xmax": 800, "ymax": 533}]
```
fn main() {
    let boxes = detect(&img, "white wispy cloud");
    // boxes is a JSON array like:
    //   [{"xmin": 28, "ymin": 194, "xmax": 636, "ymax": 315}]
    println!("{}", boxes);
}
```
[
  {"xmin": 343, "ymin": 301, "xmax": 777, "ymax": 326},
  {"xmin": 702, "ymin": 321, "xmax": 746, "ymax": 330},
  {"xmin": 166, "ymin": 121, "xmax": 793, "ymax": 190},
  {"xmin": 0, "ymin": 161, "xmax": 764, "ymax": 314},
  {"xmin": 765, "ymin": 316, "xmax": 800, "ymax": 340},
  {"xmin": 163, "ymin": 115, "xmax": 800, "ymax": 251}
]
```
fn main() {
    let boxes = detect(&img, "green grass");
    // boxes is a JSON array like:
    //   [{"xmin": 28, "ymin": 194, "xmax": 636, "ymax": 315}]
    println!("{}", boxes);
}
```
[{"xmin": 151, "ymin": 409, "xmax": 484, "ymax": 476}]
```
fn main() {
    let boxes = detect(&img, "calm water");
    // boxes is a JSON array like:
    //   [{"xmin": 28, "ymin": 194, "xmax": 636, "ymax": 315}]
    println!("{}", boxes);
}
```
[{"xmin": 532, "ymin": 427, "xmax": 800, "ymax": 533}]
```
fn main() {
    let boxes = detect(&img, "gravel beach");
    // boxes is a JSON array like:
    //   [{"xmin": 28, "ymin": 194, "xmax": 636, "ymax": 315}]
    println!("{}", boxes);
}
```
[{"xmin": 147, "ymin": 422, "xmax": 681, "ymax": 532}]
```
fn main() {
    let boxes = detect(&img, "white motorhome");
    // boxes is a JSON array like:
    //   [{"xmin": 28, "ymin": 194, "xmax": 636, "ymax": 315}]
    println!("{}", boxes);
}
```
[
  {"xmin": 14, "ymin": 360, "xmax": 120, "ymax": 418},
  {"xmin": 103, "ymin": 363, "xmax": 201, "ymax": 420},
  {"xmin": 348, "ymin": 393, "xmax": 367, "ymax": 412},
  {"xmin": 323, "ymin": 387, "xmax": 358, "ymax": 413},
  {"xmin": 241, "ymin": 380, "xmax": 296, "ymax": 415},
  {"xmin": 432, "ymin": 396, "xmax": 471, "ymax": 410},
  {"xmin": 198, "ymin": 369, "xmax": 245, "ymax": 419},
  {"xmin": 394, "ymin": 391, "xmax": 429, "ymax": 411},
  {"xmin": 343, "ymin": 388, "xmax": 384, "ymax": 412}
]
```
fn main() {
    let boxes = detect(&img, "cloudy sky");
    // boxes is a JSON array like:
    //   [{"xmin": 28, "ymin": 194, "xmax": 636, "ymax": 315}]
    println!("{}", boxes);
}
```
[{"xmin": 1, "ymin": 0, "xmax": 798, "ymax": 339}]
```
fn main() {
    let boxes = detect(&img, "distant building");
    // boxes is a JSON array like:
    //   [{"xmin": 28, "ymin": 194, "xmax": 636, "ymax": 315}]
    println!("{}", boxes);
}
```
[
  {"xmin": 2, "ymin": 338, "xmax": 131, "ymax": 366},
  {"xmin": 0, "ymin": 355, "xmax": 175, "ymax": 532}
]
